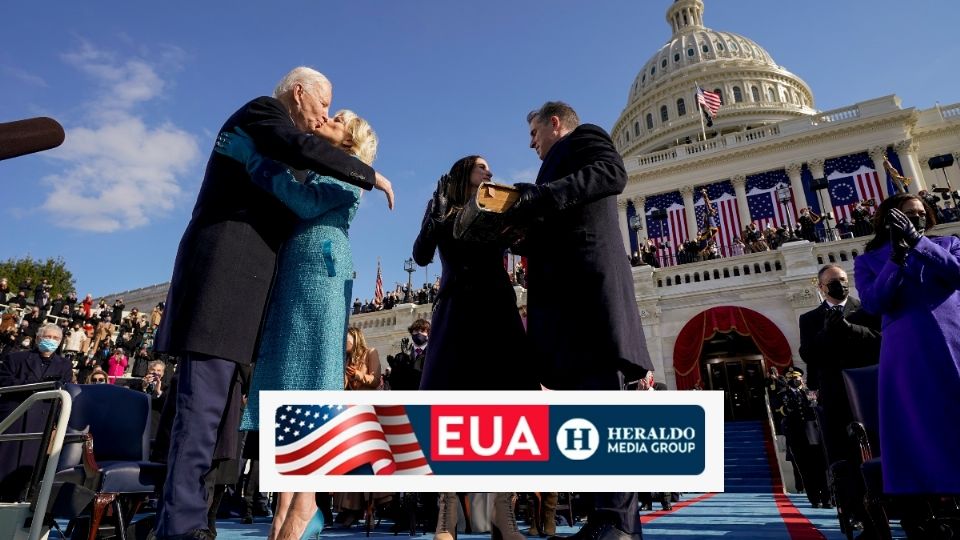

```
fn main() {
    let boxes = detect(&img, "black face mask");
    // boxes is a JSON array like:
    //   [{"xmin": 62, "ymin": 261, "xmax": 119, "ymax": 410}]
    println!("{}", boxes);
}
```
[
  {"xmin": 411, "ymin": 333, "xmax": 428, "ymax": 346},
  {"xmin": 825, "ymin": 280, "xmax": 849, "ymax": 301},
  {"xmin": 908, "ymin": 215, "xmax": 926, "ymax": 234},
  {"xmin": 788, "ymin": 378, "xmax": 803, "ymax": 388}
]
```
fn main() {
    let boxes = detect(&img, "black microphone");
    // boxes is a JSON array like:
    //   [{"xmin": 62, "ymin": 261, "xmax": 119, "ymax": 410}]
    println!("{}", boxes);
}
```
[{"xmin": 0, "ymin": 117, "xmax": 66, "ymax": 161}]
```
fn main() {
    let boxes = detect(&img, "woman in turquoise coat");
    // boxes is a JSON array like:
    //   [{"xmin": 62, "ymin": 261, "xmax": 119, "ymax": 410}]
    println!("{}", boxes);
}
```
[{"xmin": 214, "ymin": 110, "xmax": 378, "ymax": 540}]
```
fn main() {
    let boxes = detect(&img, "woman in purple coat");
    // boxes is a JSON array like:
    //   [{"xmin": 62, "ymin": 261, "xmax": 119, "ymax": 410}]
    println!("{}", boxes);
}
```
[{"xmin": 853, "ymin": 193, "xmax": 960, "ymax": 496}]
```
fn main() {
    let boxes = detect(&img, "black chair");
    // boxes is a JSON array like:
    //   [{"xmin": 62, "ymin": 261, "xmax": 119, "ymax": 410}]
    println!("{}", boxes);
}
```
[
  {"xmin": 51, "ymin": 383, "xmax": 165, "ymax": 540},
  {"xmin": 812, "ymin": 405, "xmax": 858, "ymax": 540},
  {"xmin": 843, "ymin": 365, "xmax": 894, "ymax": 540}
]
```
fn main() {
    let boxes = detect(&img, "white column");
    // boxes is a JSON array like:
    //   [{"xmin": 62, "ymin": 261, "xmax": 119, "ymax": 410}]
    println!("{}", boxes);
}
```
[
  {"xmin": 617, "ymin": 198, "xmax": 631, "ymax": 254},
  {"xmin": 680, "ymin": 185, "xmax": 698, "ymax": 239},
  {"xmin": 785, "ymin": 162, "xmax": 808, "ymax": 210},
  {"xmin": 731, "ymin": 174, "xmax": 752, "ymax": 228},
  {"xmin": 808, "ymin": 158, "xmax": 834, "ymax": 219},
  {"xmin": 894, "ymin": 139, "xmax": 926, "ymax": 194},
  {"xmin": 869, "ymin": 146, "xmax": 891, "ymax": 200},
  {"xmin": 634, "ymin": 196, "xmax": 648, "ymax": 243}
]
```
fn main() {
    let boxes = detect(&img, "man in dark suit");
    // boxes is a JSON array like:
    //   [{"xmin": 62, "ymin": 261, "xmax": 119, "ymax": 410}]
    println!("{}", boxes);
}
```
[
  {"xmin": 799, "ymin": 263, "xmax": 881, "ymax": 458},
  {"xmin": 0, "ymin": 323, "xmax": 73, "ymax": 502},
  {"xmin": 510, "ymin": 101, "xmax": 653, "ymax": 540},
  {"xmin": 152, "ymin": 66, "xmax": 395, "ymax": 540},
  {"xmin": 798, "ymin": 264, "xmax": 880, "ymax": 530}
]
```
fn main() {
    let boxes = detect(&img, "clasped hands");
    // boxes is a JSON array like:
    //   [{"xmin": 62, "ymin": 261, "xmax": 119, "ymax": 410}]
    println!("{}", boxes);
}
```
[
  {"xmin": 823, "ymin": 307, "xmax": 851, "ymax": 334},
  {"xmin": 887, "ymin": 208, "xmax": 922, "ymax": 264}
]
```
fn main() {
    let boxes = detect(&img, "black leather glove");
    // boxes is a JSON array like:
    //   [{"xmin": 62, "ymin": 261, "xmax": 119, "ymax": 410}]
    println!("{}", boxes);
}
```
[
  {"xmin": 419, "ymin": 175, "xmax": 451, "ymax": 237},
  {"xmin": 888, "ymin": 208, "xmax": 922, "ymax": 248},
  {"xmin": 823, "ymin": 307, "xmax": 851, "ymax": 334},
  {"xmin": 507, "ymin": 182, "xmax": 548, "ymax": 222}
]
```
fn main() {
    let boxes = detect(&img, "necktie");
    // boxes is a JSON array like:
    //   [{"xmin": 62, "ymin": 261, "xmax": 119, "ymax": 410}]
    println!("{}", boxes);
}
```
[{"xmin": 415, "ymin": 348, "xmax": 423, "ymax": 356}]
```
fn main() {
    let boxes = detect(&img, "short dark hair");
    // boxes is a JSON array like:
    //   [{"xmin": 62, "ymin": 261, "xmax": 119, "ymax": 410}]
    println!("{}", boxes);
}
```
[
  {"xmin": 527, "ymin": 101, "xmax": 580, "ymax": 131},
  {"xmin": 816, "ymin": 264, "xmax": 844, "ymax": 283},
  {"xmin": 408, "ymin": 319, "xmax": 431, "ymax": 334}
]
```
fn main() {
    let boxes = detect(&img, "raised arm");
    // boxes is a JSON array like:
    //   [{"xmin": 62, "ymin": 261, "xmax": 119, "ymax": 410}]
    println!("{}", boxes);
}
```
[
  {"xmin": 235, "ymin": 97, "xmax": 375, "ymax": 190},
  {"xmin": 412, "ymin": 176, "xmax": 450, "ymax": 266},
  {"xmin": 540, "ymin": 126, "xmax": 627, "ymax": 211},
  {"xmin": 215, "ymin": 130, "xmax": 358, "ymax": 219}
]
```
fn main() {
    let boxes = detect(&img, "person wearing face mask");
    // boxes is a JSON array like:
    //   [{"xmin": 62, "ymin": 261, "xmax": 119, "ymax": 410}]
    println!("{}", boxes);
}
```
[
  {"xmin": 854, "ymin": 193, "xmax": 960, "ymax": 499},
  {"xmin": 798, "ymin": 264, "xmax": 880, "ymax": 530},
  {"xmin": 0, "ymin": 323, "xmax": 72, "ymax": 502}
]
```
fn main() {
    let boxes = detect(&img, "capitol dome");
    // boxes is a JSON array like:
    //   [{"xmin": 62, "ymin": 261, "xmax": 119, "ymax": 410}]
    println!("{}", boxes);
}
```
[{"xmin": 613, "ymin": 0, "xmax": 817, "ymax": 156}]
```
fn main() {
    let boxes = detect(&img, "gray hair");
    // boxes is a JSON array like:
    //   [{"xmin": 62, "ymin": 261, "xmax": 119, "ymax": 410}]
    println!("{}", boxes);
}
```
[
  {"xmin": 36, "ymin": 323, "xmax": 63, "ymax": 341},
  {"xmin": 274, "ymin": 67, "xmax": 331, "ymax": 100},
  {"xmin": 147, "ymin": 360, "xmax": 165, "ymax": 372},
  {"xmin": 527, "ymin": 101, "xmax": 580, "ymax": 131}
]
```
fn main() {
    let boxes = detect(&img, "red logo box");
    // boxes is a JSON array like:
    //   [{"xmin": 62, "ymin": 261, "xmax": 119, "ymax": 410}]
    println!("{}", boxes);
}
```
[{"xmin": 430, "ymin": 405, "xmax": 550, "ymax": 461}]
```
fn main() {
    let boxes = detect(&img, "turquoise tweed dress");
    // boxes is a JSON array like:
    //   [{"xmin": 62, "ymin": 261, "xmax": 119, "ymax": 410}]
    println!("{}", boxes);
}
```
[{"xmin": 240, "ymin": 170, "xmax": 361, "ymax": 431}]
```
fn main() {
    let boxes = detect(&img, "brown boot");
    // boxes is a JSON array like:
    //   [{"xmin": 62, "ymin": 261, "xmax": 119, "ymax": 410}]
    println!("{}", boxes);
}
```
[
  {"xmin": 541, "ymin": 493, "xmax": 558, "ymax": 536},
  {"xmin": 435, "ymin": 493, "xmax": 458, "ymax": 540},
  {"xmin": 491, "ymin": 493, "xmax": 525, "ymax": 540}
]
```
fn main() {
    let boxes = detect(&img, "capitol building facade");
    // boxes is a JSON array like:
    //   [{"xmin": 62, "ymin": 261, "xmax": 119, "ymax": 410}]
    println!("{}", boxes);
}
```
[{"xmin": 346, "ymin": 0, "xmax": 960, "ymax": 413}]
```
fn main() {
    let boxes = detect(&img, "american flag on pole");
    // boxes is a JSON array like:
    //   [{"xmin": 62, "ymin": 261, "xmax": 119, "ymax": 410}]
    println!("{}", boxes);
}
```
[
  {"xmin": 746, "ymin": 169, "xmax": 797, "ymax": 230},
  {"xmin": 645, "ymin": 191, "xmax": 690, "ymax": 266},
  {"xmin": 825, "ymin": 152, "xmax": 885, "ymax": 223},
  {"xmin": 374, "ymin": 259, "xmax": 384, "ymax": 305},
  {"xmin": 694, "ymin": 181, "xmax": 742, "ymax": 256},
  {"xmin": 274, "ymin": 404, "xmax": 432, "ymax": 476},
  {"xmin": 696, "ymin": 85, "xmax": 722, "ymax": 118}
]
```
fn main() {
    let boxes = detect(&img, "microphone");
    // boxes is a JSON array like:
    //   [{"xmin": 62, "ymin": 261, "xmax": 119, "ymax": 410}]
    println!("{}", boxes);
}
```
[{"xmin": 0, "ymin": 117, "xmax": 66, "ymax": 161}]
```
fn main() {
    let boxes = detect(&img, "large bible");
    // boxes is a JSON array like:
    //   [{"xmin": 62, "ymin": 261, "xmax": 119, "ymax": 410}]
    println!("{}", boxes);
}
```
[{"xmin": 453, "ymin": 182, "xmax": 525, "ymax": 244}]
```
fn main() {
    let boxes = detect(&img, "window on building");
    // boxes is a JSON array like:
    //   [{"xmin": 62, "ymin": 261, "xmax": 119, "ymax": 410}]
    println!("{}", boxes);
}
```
[
  {"xmin": 702, "ymin": 44, "xmax": 710, "ymax": 53},
  {"xmin": 661, "ymin": 58, "xmax": 667, "ymax": 68},
  {"xmin": 646, "ymin": 113, "xmax": 654, "ymax": 130},
  {"xmin": 688, "ymin": 48, "xmax": 695, "ymax": 57},
  {"xmin": 674, "ymin": 52, "xmax": 680, "ymax": 62},
  {"xmin": 733, "ymin": 86, "xmax": 743, "ymax": 103},
  {"xmin": 768, "ymin": 87, "xmax": 777, "ymax": 102},
  {"xmin": 651, "ymin": 66, "xmax": 656, "ymax": 75},
  {"xmin": 716, "ymin": 41, "xmax": 725, "ymax": 51},
  {"xmin": 751, "ymin": 86, "xmax": 760, "ymax": 102},
  {"xmin": 660, "ymin": 105, "xmax": 669, "ymax": 122},
  {"xmin": 634, "ymin": 121, "xmax": 640, "ymax": 136},
  {"xmin": 731, "ymin": 41, "xmax": 739, "ymax": 51},
  {"xmin": 714, "ymin": 88, "xmax": 723, "ymax": 104},
  {"xmin": 677, "ymin": 98, "xmax": 687, "ymax": 116}
]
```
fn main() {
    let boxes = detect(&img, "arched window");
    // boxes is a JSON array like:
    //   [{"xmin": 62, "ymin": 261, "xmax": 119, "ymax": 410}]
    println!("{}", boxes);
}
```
[
  {"xmin": 660, "ymin": 105, "xmax": 669, "ymax": 122},
  {"xmin": 661, "ymin": 58, "xmax": 667, "ymax": 68},
  {"xmin": 733, "ymin": 86, "xmax": 743, "ymax": 103},
  {"xmin": 625, "ymin": 131, "xmax": 630, "ymax": 142},
  {"xmin": 702, "ymin": 44, "xmax": 710, "ymax": 53},
  {"xmin": 768, "ymin": 87, "xmax": 777, "ymax": 102},
  {"xmin": 646, "ymin": 113, "xmax": 654, "ymax": 130},
  {"xmin": 751, "ymin": 86, "xmax": 760, "ymax": 102},
  {"xmin": 677, "ymin": 98, "xmax": 687, "ymax": 116},
  {"xmin": 687, "ymin": 48, "xmax": 695, "ymax": 57},
  {"xmin": 674, "ymin": 52, "xmax": 680, "ymax": 62},
  {"xmin": 634, "ymin": 121, "xmax": 640, "ymax": 136},
  {"xmin": 713, "ymin": 88, "xmax": 723, "ymax": 104}
]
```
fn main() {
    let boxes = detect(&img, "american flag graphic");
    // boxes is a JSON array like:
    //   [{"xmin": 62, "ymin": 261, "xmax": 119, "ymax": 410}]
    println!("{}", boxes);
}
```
[
  {"xmin": 696, "ymin": 85, "xmax": 722, "ymax": 118},
  {"xmin": 694, "ymin": 181, "xmax": 742, "ymax": 256},
  {"xmin": 275, "ymin": 404, "xmax": 432, "ymax": 476},
  {"xmin": 645, "ymin": 191, "xmax": 689, "ymax": 266},
  {"xmin": 825, "ymin": 152, "xmax": 885, "ymax": 223},
  {"xmin": 746, "ymin": 169, "xmax": 798, "ymax": 230}
]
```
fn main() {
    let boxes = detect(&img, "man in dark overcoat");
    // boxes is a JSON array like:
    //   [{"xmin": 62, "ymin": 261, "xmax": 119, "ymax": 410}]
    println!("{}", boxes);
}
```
[
  {"xmin": 0, "ymin": 323, "xmax": 73, "ymax": 502},
  {"xmin": 152, "ymin": 66, "xmax": 394, "ymax": 540},
  {"xmin": 510, "ymin": 101, "xmax": 653, "ymax": 540},
  {"xmin": 798, "ymin": 263, "xmax": 880, "ymax": 461}
]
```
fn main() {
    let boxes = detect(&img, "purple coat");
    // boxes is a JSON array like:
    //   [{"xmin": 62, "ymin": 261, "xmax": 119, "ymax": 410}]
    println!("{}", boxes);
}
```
[{"xmin": 854, "ymin": 234, "xmax": 960, "ymax": 494}]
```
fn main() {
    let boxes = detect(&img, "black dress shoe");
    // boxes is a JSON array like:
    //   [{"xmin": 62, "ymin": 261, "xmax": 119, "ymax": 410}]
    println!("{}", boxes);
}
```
[
  {"xmin": 160, "ymin": 529, "xmax": 216, "ymax": 540},
  {"xmin": 549, "ymin": 523, "xmax": 640, "ymax": 540}
]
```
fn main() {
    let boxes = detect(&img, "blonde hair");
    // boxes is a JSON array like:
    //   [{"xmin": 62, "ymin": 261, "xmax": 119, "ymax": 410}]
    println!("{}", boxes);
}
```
[
  {"xmin": 345, "ymin": 327, "xmax": 371, "ymax": 390},
  {"xmin": 334, "ymin": 109, "xmax": 378, "ymax": 166}
]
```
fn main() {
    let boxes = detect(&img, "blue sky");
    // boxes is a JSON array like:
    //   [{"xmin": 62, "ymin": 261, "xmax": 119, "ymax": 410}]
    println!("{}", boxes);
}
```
[{"xmin": 1, "ymin": 0, "xmax": 958, "ymax": 301}]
